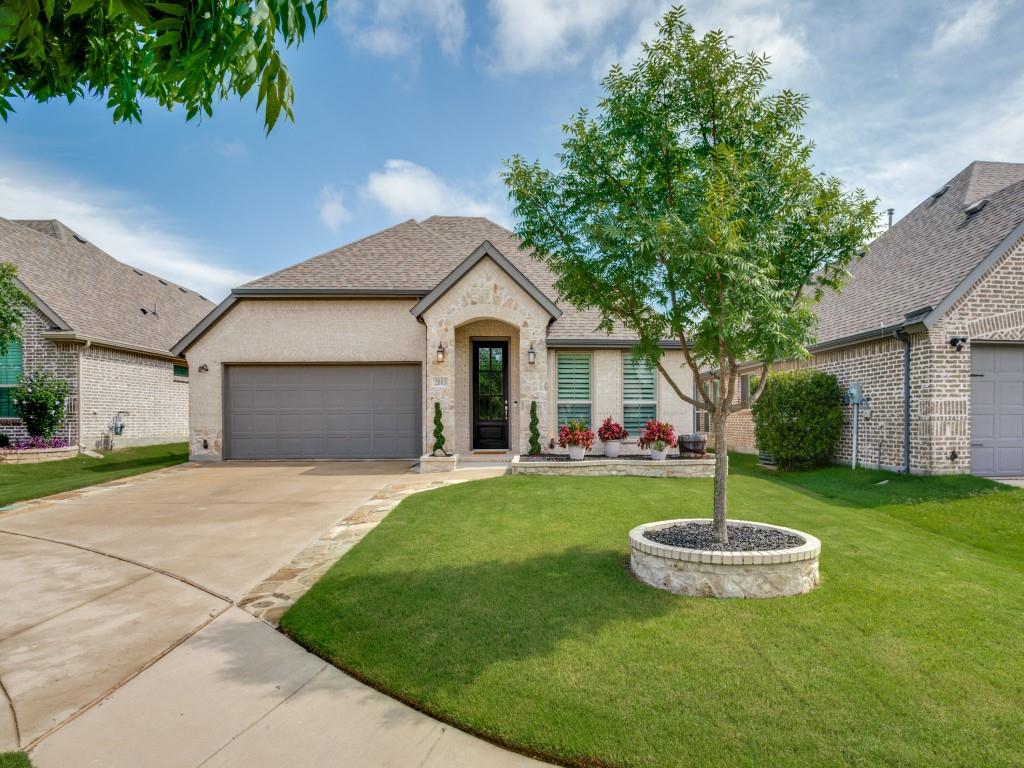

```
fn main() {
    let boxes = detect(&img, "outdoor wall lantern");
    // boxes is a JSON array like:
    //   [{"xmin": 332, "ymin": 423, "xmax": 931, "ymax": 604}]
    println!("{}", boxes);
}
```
[
  {"xmin": 528, "ymin": 343, "xmax": 536, "ymax": 365},
  {"xmin": 436, "ymin": 342, "xmax": 447, "ymax": 363},
  {"xmin": 948, "ymin": 336, "xmax": 968, "ymax": 352},
  {"xmin": 197, "ymin": 363, "xmax": 209, "ymax": 372}
]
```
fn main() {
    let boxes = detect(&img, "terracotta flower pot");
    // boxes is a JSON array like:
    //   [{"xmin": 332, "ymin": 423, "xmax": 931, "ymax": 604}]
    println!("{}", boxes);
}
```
[{"xmin": 603, "ymin": 440, "xmax": 622, "ymax": 458}]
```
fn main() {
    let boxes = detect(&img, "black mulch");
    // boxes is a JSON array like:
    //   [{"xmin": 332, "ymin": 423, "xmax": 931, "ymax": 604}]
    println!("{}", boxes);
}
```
[
  {"xmin": 643, "ymin": 522, "xmax": 805, "ymax": 552},
  {"xmin": 520, "ymin": 453, "xmax": 706, "ymax": 462}
]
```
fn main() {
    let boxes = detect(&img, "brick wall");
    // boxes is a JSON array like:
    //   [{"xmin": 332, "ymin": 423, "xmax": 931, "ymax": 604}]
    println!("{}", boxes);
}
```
[
  {"xmin": 79, "ymin": 346, "xmax": 189, "ymax": 449},
  {"xmin": 0, "ymin": 306, "xmax": 79, "ymax": 445},
  {"xmin": 925, "ymin": 234, "xmax": 1024, "ymax": 473},
  {"xmin": 701, "ymin": 237, "xmax": 1024, "ymax": 475}
]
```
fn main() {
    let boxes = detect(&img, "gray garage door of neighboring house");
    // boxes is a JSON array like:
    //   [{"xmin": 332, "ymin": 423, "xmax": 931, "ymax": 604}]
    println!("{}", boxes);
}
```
[
  {"xmin": 971, "ymin": 344, "xmax": 1024, "ymax": 476},
  {"xmin": 225, "ymin": 364, "xmax": 421, "ymax": 460}
]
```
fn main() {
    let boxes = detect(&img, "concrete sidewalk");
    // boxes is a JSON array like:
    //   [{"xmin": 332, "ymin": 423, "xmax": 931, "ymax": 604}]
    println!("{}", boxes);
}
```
[{"xmin": 31, "ymin": 608, "xmax": 542, "ymax": 768}]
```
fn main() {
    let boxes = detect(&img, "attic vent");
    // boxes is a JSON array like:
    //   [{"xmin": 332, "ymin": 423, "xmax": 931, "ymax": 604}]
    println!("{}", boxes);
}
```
[
  {"xmin": 965, "ymin": 199, "xmax": 988, "ymax": 216},
  {"xmin": 158, "ymin": 279, "xmax": 168, "ymax": 285},
  {"xmin": 132, "ymin": 268, "xmax": 143, "ymax": 276},
  {"xmin": 178, "ymin": 286, "xmax": 188, "ymax": 293},
  {"xmin": 73, "ymin": 234, "xmax": 87, "ymax": 243},
  {"xmin": 931, "ymin": 185, "xmax": 950, "ymax": 199}
]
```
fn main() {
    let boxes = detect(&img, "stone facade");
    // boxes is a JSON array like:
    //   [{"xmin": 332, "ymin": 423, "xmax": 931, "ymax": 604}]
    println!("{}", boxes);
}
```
[
  {"xmin": 421, "ymin": 258, "xmax": 551, "ymax": 457},
  {"xmin": 511, "ymin": 455, "xmax": 714, "ymax": 478},
  {"xmin": 703, "ymin": 237, "xmax": 1024, "ymax": 475},
  {"xmin": 629, "ymin": 520, "xmax": 821, "ymax": 598}
]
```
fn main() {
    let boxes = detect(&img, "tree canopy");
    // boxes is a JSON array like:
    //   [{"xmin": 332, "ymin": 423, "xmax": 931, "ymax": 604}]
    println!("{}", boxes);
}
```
[
  {"xmin": 503, "ymin": 6, "xmax": 877, "ymax": 539},
  {"xmin": 0, "ymin": 262, "xmax": 33, "ymax": 355},
  {"xmin": 0, "ymin": 0, "xmax": 327, "ymax": 132}
]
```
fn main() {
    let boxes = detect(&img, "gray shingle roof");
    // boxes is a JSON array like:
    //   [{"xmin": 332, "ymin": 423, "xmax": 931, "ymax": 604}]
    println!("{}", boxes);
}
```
[
  {"xmin": 244, "ymin": 215, "xmax": 634, "ymax": 342},
  {"xmin": 1, "ymin": 217, "xmax": 215, "ymax": 355},
  {"xmin": 813, "ymin": 161, "xmax": 1024, "ymax": 345}
]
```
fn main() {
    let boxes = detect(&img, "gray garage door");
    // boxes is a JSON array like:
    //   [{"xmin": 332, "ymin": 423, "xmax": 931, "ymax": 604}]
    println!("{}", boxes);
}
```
[
  {"xmin": 971, "ymin": 344, "xmax": 1024, "ymax": 476},
  {"xmin": 225, "ymin": 365, "xmax": 421, "ymax": 459}
]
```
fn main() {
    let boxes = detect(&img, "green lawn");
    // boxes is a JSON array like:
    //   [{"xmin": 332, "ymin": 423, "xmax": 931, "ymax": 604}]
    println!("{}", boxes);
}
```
[
  {"xmin": 0, "ymin": 443, "xmax": 188, "ymax": 508},
  {"xmin": 282, "ymin": 455, "xmax": 1024, "ymax": 768}
]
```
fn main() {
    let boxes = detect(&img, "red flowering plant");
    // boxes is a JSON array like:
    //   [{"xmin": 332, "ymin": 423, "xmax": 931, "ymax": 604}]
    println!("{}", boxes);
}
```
[
  {"xmin": 558, "ymin": 419, "xmax": 595, "ymax": 449},
  {"xmin": 637, "ymin": 420, "xmax": 677, "ymax": 451},
  {"xmin": 597, "ymin": 417, "xmax": 628, "ymax": 442}
]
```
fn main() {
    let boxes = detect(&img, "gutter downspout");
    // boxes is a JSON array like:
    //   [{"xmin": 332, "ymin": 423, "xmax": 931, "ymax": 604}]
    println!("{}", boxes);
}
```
[{"xmin": 896, "ymin": 330, "xmax": 911, "ymax": 474}]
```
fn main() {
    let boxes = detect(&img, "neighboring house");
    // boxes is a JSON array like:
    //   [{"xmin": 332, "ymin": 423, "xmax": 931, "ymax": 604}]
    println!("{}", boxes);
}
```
[
  {"xmin": 0, "ymin": 217, "xmax": 214, "ymax": 449},
  {"xmin": 700, "ymin": 160, "xmax": 1024, "ymax": 477},
  {"xmin": 173, "ymin": 216, "xmax": 695, "ymax": 461}
]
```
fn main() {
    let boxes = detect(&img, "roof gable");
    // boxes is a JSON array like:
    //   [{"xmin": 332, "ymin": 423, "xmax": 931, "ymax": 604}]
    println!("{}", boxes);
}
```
[
  {"xmin": 0, "ymin": 217, "xmax": 215, "ymax": 355},
  {"xmin": 409, "ymin": 240, "xmax": 562, "ymax": 320},
  {"xmin": 811, "ymin": 161, "xmax": 1024, "ymax": 346}
]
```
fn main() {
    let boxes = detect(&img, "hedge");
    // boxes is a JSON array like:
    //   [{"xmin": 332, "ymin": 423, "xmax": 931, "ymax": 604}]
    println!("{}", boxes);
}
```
[{"xmin": 751, "ymin": 369, "xmax": 843, "ymax": 470}]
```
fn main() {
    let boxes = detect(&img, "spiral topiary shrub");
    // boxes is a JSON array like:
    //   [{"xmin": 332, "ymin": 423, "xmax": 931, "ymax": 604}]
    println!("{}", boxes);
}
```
[
  {"xmin": 752, "ymin": 370, "xmax": 843, "ymax": 471},
  {"xmin": 431, "ymin": 401, "xmax": 447, "ymax": 456},
  {"xmin": 528, "ymin": 400, "xmax": 542, "ymax": 455}
]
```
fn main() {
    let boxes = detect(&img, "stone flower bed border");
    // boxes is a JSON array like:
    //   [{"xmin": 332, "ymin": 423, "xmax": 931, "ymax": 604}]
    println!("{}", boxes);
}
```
[
  {"xmin": 511, "ymin": 454, "xmax": 715, "ymax": 478},
  {"xmin": 0, "ymin": 445, "xmax": 80, "ymax": 464},
  {"xmin": 629, "ymin": 518, "xmax": 821, "ymax": 598}
]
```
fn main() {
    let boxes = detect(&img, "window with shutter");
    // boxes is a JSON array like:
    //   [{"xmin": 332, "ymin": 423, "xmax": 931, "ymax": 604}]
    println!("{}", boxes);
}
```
[
  {"xmin": 557, "ymin": 353, "xmax": 592, "ymax": 428},
  {"xmin": 0, "ymin": 339, "xmax": 23, "ymax": 418},
  {"xmin": 622, "ymin": 354, "xmax": 656, "ymax": 434}
]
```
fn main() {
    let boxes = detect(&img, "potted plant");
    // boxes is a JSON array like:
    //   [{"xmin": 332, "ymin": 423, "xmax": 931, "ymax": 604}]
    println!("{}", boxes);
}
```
[
  {"xmin": 559, "ymin": 419, "xmax": 595, "ymax": 460},
  {"xmin": 638, "ymin": 420, "xmax": 676, "ymax": 461},
  {"xmin": 597, "ymin": 417, "xmax": 628, "ymax": 458}
]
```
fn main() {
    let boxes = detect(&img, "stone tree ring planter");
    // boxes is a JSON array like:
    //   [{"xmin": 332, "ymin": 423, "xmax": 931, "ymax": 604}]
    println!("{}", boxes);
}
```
[{"xmin": 629, "ymin": 519, "xmax": 820, "ymax": 599}]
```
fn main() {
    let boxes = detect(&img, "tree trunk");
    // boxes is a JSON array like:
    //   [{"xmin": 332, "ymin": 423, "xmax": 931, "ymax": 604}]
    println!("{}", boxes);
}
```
[{"xmin": 712, "ymin": 409, "xmax": 729, "ymax": 543}]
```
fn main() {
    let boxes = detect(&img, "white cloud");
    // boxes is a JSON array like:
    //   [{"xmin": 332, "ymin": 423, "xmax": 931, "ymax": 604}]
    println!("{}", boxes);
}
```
[
  {"xmin": 0, "ymin": 159, "xmax": 251, "ymax": 300},
  {"xmin": 362, "ymin": 159, "xmax": 507, "ymax": 222},
  {"xmin": 318, "ymin": 184, "xmax": 351, "ymax": 231},
  {"xmin": 335, "ymin": 0, "xmax": 467, "ymax": 58},
  {"xmin": 487, "ymin": 0, "xmax": 633, "ymax": 74},
  {"xmin": 596, "ymin": 1, "xmax": 812, "ymax": 85},
  {"xmin": 930, "ymin": 0, "xmax": 1003, "ymax": 54},
  {"xmin": 816, "ymin": 74, "xmax": 1024, "ymax": 223},
  {"xmin": 213, "ymin": 140, "xmax": 247, "ymax": 159}
]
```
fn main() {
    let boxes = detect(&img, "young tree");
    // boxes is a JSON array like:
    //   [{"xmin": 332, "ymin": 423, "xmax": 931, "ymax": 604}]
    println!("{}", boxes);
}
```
[
  {"xmin": 503, "ymin": 6, "xmax": 876, "ymax": 542},
  {"xmin": 0, "ymin": 0, "xmax": 327, "ymax": 132},
  {"xmin": 0, "ymin": 263, "xmax": 33, "ymax": 356}
]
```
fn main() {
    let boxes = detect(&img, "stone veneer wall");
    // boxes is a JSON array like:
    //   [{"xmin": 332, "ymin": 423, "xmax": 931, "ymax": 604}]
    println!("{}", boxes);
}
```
[
  {"xmin": 78, "ymin": 346, "xmax": 189, "ymax": 449},
  {"xmin": 0, "ymin": 306, "xmax": 79, "ymax": 445},
  {"xmin": 422, "ymin": 258, "xmax": 551, "ymax": 457},
  {"xmin": 452, "ymin": 319, "xmax": 521, "ymax": 455}
]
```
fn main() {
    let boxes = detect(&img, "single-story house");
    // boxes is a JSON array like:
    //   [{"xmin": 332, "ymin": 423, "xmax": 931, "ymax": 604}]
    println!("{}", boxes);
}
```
[
  {"xmin": 173, "ymin": 216, "xmax": 695, "ymax": 461},
  {"xmin": 701, "ymin": 160, "xmax": 1024, "ymax": 477},
  {"xmin": 0, "ymin": 217, "xmax": 214, "ymax": 449}
]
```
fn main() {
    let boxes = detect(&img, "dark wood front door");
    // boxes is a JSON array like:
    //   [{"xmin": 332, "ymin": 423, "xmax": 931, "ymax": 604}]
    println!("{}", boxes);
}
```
[{"xmin": 472, "ymin": 340, "xmax": 509, "ymax": 449}]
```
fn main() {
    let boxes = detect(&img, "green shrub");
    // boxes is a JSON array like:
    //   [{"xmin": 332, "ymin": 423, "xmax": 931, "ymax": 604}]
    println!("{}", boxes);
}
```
[
  {"xmin": 11, "ymin": 371, "xmax": 70, "ymax": 439},
  {"xmin": 529, "ymin": 401, "xmax": 542, "ymax": 455},
  {"xmin": 752, "ymin": 370, "xmax": 843, "ymax": 470}
]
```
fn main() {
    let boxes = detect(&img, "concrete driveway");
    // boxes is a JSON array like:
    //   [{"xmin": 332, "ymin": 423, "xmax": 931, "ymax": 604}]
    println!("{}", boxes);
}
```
[{"xmin": 0, "ymin": 460, "xmax": 539, "ymax": 768}]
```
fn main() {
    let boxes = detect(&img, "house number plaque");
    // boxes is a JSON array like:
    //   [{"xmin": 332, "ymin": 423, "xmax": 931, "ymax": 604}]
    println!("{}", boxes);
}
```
[{"xmin": 432, "ymin": 377, "xmax": 449, "ymax": 387}]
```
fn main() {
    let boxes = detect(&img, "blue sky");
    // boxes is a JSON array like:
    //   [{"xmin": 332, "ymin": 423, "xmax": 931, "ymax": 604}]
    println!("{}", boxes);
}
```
[{"xmin": 1, "ymin": 0, "xmax": 1022, "ymax": 299}]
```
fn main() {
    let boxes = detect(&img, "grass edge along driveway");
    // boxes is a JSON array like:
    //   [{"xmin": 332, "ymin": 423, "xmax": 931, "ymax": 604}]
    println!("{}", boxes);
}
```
[
  {"xmin": 0, "ymin": 442, "xmax": 188, "ymax": 508},
  {"xmin": 282, "ymin": 455, "xmax": 1024, "ymax": 768}
]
